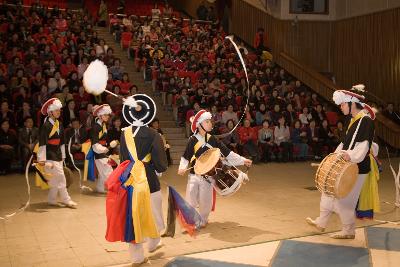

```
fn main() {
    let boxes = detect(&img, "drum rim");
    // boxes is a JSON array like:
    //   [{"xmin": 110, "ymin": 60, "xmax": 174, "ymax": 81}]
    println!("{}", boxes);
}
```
[{"xmin": 194, "ymin": 148, "xmax": 221, "ymax": 175}]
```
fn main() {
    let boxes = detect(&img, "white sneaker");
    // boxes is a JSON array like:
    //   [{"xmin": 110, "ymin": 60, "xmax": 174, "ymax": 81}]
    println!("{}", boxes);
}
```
[
  {"xmin": 63, "ymin": 200, "xmax": 78, "ymax": 209},
  {"xmin": 148, "ymin": 240, "xmax": 163, "ymax": 253},
  {"xmin": 306, "ymin": 217, "xmax": 325, "ymax": 232},
  {"xmin": 48, "ymin": 202, "xmax": 64, "ymax": 207}
]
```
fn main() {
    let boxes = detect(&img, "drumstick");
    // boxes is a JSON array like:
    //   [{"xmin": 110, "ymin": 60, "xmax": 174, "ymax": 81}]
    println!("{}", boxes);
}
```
[{"xmin": 311, "ymin": 163, "xmax": 320, "ymax": 167}]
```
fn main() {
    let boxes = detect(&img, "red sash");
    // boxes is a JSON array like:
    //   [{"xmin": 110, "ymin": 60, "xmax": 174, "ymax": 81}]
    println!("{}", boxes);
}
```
[{"xmin": 48, "ymin": 139, "xmax": 60, "ymax": 145}]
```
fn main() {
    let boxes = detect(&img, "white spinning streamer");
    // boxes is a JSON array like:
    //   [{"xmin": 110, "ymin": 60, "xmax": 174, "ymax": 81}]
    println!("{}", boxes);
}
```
[
  {"xmin": 0, "ymin": 154, "xmax": 33, "ymax": 220},
  {"xmin": 68, "ymin": 135, "xmax": 93, "ymax": 192},
  {"xmin": 215, "ymin": 36, "xmax": 251, "ymax": 138}
]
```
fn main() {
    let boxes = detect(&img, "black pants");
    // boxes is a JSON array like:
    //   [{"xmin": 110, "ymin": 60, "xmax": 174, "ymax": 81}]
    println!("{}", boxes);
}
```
[
  {"xmin": 0, "ymin": 148, "xmax": 14, "ymax": 173},
  {"xmin": 243, "ymin": 140, "xmax": 259, "ymax": 162},
  {"xmin": 260, "ymin": 142, "xmax": 276, "ymax": 162},
  {"xmin": 279, "ymin": 142, "xmax": 293, "ymax": 162}
]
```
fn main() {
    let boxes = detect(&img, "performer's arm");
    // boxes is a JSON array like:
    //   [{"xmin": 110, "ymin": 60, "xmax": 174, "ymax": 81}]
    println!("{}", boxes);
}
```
[
  {"xmin": 37, "ymin": 124, "xmax": 48, "ymax": 162},
  {"xmin": 334, "ymin": 142, "xmax": 344, "ymax": 153},
  {"xmin": 345, "ymin": 140, "xmax": 370, "ymax": 163},
  {"xmin": 91, "ymin": 126, "xmax": 109, "ymax": 154},
  {"xmin": 151, "ymin": 133, "xmax": 168, "ymax": 173},
  {"xmin": 60, "ymin": 125, "xmax": 66, "ymax": 160},
  {"xmin": 178, "ymin": 137, "xmax": 193, "ymax": 174},
  {"xmin": 217, "ymin": 136, "xmax": 250, "ymax": 166}
]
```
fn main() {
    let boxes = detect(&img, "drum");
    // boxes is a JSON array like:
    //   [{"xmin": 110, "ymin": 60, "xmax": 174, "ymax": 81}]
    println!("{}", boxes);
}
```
[
  {"xmin": 194, "ymin": 148, "xmax": 249, "ymax": 197},
  {"xmin": 315, "ymin": 153, "xmax": 358, "ymax": 198}
]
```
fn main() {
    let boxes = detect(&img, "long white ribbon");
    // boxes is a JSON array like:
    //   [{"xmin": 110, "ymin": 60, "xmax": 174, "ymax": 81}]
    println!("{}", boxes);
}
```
[
  {"xmin": 0, "ymin": 154, "xmax": 33, "ymax": 220},
  {"xmin": 215, "ymin": 36, "xmax": 250, "ymax": 138},
  {"xmin": 68, "ymin": 135, "xmax": 93, "ymax": 192}
]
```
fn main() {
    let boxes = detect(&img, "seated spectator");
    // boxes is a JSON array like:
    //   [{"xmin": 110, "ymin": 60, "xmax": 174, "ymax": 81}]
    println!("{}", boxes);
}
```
[
  {"xmin": 221, "ymin": 104, "xmax": 239, "ymax": 125},
  {"xmin": 63, "ymin": 100, "xmax": 78, "ymax": 128},
  {"xmin": 95, "ymin": 39, "xmax": 109, "ymax": 57},
  {"xmin": 16, "ymin": 101, "xmax": 35, "ymax": 128},
  {"xmin": 60, "ymin": 57, "xmax": 77, "ymax": 78},
  {"xmin": 283, "ymin": 103, "xmax": 297, "ymax": 127},
  {"xmin": 109, "ymin": 58, "xmax": 125, "ymax": 80},
  {"xmin": 0, "ymin": 119, "xmax": 17, "ymax": 175},
  {"xmin": 312, "ymin": 104, "xmax": 326, "ymax": 126},
  {"xmin": 256, "ymin": 103, "xmax": 271, "ymax": 126},
  {"xmin": 149, "ymin": 118, "xmax": 172, "ymax": 166},
  {"xmin": 0, "ymin": 101, "xmax": 15, "ymax": 129},
  {"xmin": 333, "ymin": 121, "xmax": 346, "ymax": 144},
  {"xmin": 48, "ymin": 71, "xmax": 66, "ymax": 94},
  {"xmin": 221, "ymin": 119, "xmax": 240, "ymax": 153},
  {"xmin": 308, "ymin": 119, "xmax": 322, "ymax": 160},
  {"xmin": 10, "ymin": 68, "xmax": 29, "ymax": 89},
  {"xmin": 299, "ymin": 106, "xmax": 312, "ymax": 125},
  {"xmin": 383, "ymin": 102, "xmax": 400, "ymax": 124},
  {"xmin": 74, "ymin": 86, "xmax": 91, "ymax": 110},
  {"xmin": 56, "ymin": 85, "xmax": 74, "ymax": 106},
  {"xmin": 18, "ymin": 117, "xmax": 39, "ymax": 170},
  {"xmin": 318, "ymin": 119, "xmax": 335, "ymax": 154},
  {"xmin": 274, "ymin": 116, "xmax": 293, "ymax": 162},
  {"xmin": 238, "ymin": 119, "xmax": 259, "ymax": 162},
  {"xmin": 0, "ymin": 83, "xmax": 11, "ymax": 103},
  {"xmin": 258, "ymin": 120, "xmax": 276, "ymax": 162},
  {"xmin": 210, "ymin": 105, "xmax": 222, "ymax": 133},
  {"xmin": 291, "ymin": 120, "xmax": 308, "ymax": 161}
]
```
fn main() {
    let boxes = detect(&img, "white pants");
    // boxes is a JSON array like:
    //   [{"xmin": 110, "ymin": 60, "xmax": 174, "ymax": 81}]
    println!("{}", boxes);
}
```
[
  {"xmin": 46, "ymin": 161, "xmax": 72, "ymax": 204},
  {"xmin": 315, "ymin": 174, "xmax": 367, "ymax": 235},
  {"xmin": 128, "ymin": 190, "xmax": 164, "ymax": 263},
  {"xmin": 94, "ymin": 158, "xmax": 113, "ymax": 192},
  {"xmin": 186, "ymin": 174, "xmax": 213, "ymax": 226}
]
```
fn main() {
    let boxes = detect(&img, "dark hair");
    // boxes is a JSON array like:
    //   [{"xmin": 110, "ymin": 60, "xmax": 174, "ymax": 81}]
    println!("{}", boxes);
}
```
[{"xmin": 24, "ymin": 116, "xmax": 33, "ymax": 123}]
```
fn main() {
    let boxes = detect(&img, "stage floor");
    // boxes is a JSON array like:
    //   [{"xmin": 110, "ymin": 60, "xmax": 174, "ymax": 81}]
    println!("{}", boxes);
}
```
[{"xmin": 1, "ymin": 159, "xmax": 399, "ymax": 266}]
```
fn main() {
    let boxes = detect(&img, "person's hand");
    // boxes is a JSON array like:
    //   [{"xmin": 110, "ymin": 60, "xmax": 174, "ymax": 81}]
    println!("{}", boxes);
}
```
[
  {"xmin": 244, "ymin": 158, "xmax": 252, "ymax": 167},
  {"xmin": 177, "ymin": 168, "xmax": 186, "ymax": 176},
  {"xmin": 341, "ymin": 152, "xmax": 351, "ymax": 161}
]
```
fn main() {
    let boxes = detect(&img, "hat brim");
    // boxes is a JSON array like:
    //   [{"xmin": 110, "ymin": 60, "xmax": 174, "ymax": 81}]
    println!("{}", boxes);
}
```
[{"xmin": 122, "ymin": 94, "xmax": 156, "ymax": 126}]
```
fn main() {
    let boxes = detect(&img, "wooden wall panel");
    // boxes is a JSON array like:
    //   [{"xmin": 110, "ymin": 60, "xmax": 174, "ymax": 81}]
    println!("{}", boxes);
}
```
[
  {"xmin": 231, "ymin": 0, "xmax": 332, "ymax": 72},
  {"xmin": 332, "ymin": 8, "xmax": 400, "ymax": 106}
]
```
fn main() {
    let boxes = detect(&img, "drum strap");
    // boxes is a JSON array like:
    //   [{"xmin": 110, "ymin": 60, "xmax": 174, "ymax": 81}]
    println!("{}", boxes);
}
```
[
  {"xmin": 190, "ymin": 134, "xmax": 214, "ymax": 164},
  {"xmin": 348, "ymin": 116, "xmax": 364, "ymax": 150}
]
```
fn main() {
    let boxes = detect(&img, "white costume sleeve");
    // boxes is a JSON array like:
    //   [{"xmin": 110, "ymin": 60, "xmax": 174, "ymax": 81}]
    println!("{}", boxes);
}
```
[
  {"xmin": 334, "ymin": 142, "xmax": 343, "ymax": 153},
  {"xmin": 344, "ymin": 140, "xmax": 370, "ymax": 164},
  {"xmin": 93, "ymin": 143, "xmax": 109, "ymax": 154},
  {"xmin": 38, "ymin": 145, "xmax": 46, "ymax": 162},
  {"xmin": 61, "ymin": 144, "xmax": 66, "ymax": 160},
  {"xmin": 224, "ymin": 151, "xmax": 246, "ymax": 166},
  {"xmin": 178, "ymin": 157, "xmax": 189, "ymax": 171},
  {"xmin": 371, "ymin": 142, "xmax": 379, "ymax": 157}
]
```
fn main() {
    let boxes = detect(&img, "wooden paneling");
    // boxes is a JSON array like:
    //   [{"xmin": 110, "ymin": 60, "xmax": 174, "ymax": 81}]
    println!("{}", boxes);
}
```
[
  {"xmin": 279, "ymin": 52, "xmax": 400, "ymax": 149},
  {"xmin": 231, "ymin": 0, "xmax": 332, "ymax": 72},
  {"xmin": 331, "ymin": 8, "xmax": 400, "ymax": 106}
]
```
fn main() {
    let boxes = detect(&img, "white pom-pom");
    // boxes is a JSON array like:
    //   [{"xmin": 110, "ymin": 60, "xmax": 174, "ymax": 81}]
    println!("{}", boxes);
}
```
[
  {"xmin": 83, "ymin": 60, "xmax": 108, "ymax": 96},
  {"xmin": 352, "ymin": 84, "xmax": 365, "ymax": 92},
  {"xmin": 123, "ymin": 96, "xmax": 138, "ymax": 108},
  {"xmin": 332, "ymin": 91, "xmax": 345, "ymax": 105},
  {"xmin": 110, "ymin": 140, "xmax": 118, "ymax": 148}
]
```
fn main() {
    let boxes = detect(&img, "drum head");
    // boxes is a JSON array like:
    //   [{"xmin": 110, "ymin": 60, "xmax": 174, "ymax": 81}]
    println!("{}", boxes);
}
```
[
  {"xmin": 194, "ymin": 148, "xmax": 221, "ymax": 175},
  {"xmin": 336, "ymin": 163, "xmax": 358, "ymax": 198}
]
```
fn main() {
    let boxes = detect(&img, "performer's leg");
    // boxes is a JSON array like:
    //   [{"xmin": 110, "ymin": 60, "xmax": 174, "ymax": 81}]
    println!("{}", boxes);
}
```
[
  {"xmin": 198, "ymin": 179, "xmax": 213, "ymax": 226},
  {"xmin": 51, "ymin": 161, "xmax": 73, "ymax": 204},
  {"xmin": 335, "ymin": 174, "xmax": 367, "ymax": 236},
  {"xmin": 128, "ymin": 243, "xmax": 145, "ymax": 264},
  {"xmin": 46, "ymin": 161, "xmax": 62, "ymax": 204},
  {"xmin": 186, "ymin": 174, "xmax": 200, "ymax": 208},
  {"xmin": 95, "ymin": 158, "xmax": 112, "ymax": 192},
  {"xmin": 314, "ymin": 193, "xmax": 335, "ymax": 228},
  {"xmin": 146, "ymin": 191, "xmax": 164, "ymax": 253}
]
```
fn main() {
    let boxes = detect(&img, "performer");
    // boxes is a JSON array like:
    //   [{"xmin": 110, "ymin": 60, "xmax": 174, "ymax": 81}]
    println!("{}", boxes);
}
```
[
  {"xmin": 306, "ymin": 86, "xmax": 379, "ymax": 239},
  {"xmin": 105, "ymin": 94, "xmax": 168, "ymax": 265},
  {"xmin": 178, "ymin": 109, "xmax": 252, "ymax": 228},
  {"xmin": 37, "ymin": 98, "xmax": 77, "ymax": 208},
  {"xmin": 90, "ymin": 104, "xmax": 113, "ymax": 193}
]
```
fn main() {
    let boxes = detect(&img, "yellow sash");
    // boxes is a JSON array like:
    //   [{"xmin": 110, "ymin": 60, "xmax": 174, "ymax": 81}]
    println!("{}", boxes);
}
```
[
  {"xmin": 33, "ymin": 143, "xmax": 50, "ymax": 189},
  {"xmin": 123, "ymin": 127, "xmax": 158, "ymax": 243},
  {"xmin": 99, "ymin": 123, "xmax": 107, "ymax": 139},
  {"xmin": 346, "ymin": 112, "xmax": 364, "ymax": 133},
  {"xmin": 81, "ymin": 140, "xmax": 92, "ymax": 181},
  {"xmin": 49, "ymin": 119, "xmax": 59, "ymax": 138},
  {"xmin": 190, "ymin": 135, "xmax": 205, "ymax": 163},
  {"xmin": 358, "ymin": 153, "xmax": 380, "ymax": 212}
]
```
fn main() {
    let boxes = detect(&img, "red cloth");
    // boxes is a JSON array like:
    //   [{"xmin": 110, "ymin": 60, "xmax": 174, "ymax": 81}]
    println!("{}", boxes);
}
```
[{"xmin": 105, "ymin": 160, "xmax": 130, "ymax": 242}]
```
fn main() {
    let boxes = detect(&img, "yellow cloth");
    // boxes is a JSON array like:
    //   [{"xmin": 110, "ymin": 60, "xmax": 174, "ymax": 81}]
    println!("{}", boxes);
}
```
[
  {"xmin": 190, "ymin": 137, "xmax": 205, "ymax": 163},
  {"xmin": 123, "ymin": 127, "xmax": 158, "ymax": 243},
  {"xmin": 346, "ymin": 112, "xmax": 364, "ymax": 133},
  {"xmin": 49, "ymin": 119, "xmax": 59, "ymax": 138},
  {"xmin": 261, "ymin": 51, "xmax": 273, "ymax": 62},
  {"xmin": 99, "ymin": 123, "xmax": 107, "ymax": 139},
  {"xmin": 81, "ymin": 140, "xmax": 92, "ymax": 181},
  {"xmin": 34, "ymin": 164, "xmax": 50, "ymax": 190},
  {"xmin": 358, "ymin": 153, "xmax": 381, "ymax": 213}
]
